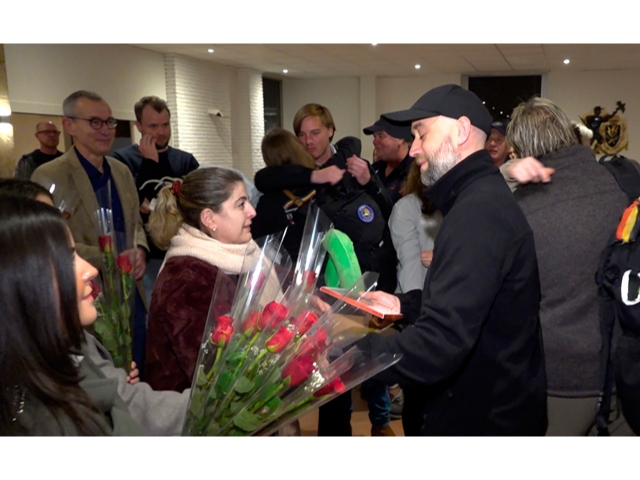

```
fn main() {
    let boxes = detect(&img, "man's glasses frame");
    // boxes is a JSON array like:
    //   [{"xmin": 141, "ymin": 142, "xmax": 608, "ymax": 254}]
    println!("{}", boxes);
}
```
[
  {"xmin": 36, "ymin": 130, "xmax": 61, "ymax": 135},
  {"xmin": 68, "ymin": 116, "xmax": 118, "ymax": 130}
]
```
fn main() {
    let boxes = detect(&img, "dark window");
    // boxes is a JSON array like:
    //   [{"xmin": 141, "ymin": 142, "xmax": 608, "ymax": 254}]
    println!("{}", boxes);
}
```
[
  {"xmin": 468, "ymin": 76, "xmax": 542, "ymax": 120},
  {"xmin": 263, "ymin": 77, "xmax": 282, "ymax": 132},
  {"xmin": 108, "ymin": 119, "xmax": 133, "ymax": 154}
]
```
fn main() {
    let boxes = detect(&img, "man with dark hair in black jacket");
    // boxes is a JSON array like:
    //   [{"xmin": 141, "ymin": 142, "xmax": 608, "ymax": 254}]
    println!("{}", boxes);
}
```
[{"xmin": 359, "ymin": 84, "xmax": 548, "ymax": 436}]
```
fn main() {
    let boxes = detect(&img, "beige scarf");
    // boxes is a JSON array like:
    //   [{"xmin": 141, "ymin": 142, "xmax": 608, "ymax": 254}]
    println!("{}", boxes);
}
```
[{"xmin": 161, "ymin": 224, "xmax": 260, "ymax": 275}]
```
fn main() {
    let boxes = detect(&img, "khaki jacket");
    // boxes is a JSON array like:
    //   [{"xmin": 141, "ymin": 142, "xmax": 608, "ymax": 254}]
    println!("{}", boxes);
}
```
[{"xmin": 32, "ymin": 147, "xmax": 148, "ymax": 307}]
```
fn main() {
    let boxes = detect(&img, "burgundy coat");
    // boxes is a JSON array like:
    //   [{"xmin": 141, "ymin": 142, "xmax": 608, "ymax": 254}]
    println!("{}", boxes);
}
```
[{"xmin": 145, "ymin": 256, "xmax": 237, "ymax": 392}]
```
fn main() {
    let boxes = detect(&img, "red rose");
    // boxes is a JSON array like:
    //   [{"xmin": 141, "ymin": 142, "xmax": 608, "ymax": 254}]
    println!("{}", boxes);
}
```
[
  {"xmin": 314, "ymin": 377, "xmax": 346, "ymax": 398},
  {"xmin": 240, "ymin": 310, "xmax": 261, "ymax": 337},
  {"xmin": 302, "ymin": 271, "xmax": 316, "ymax": 291},
  {"xmin": 293, "ymin": 310, "xmax": 318, "ymax": 337},
  {"xmin": 266, "ymin": 325, "xmax": 294, "ymax": 353},
  {"xmin": 89, "ymin": 279, "xmax": 101, "ymax": 300},
  {"xmin": 211, "ymin": 323, "xmax": 234, "ymax": 346},
  {"xmin": 281, "ymin": 354, "xmax": 315, "ymax": 388},
  {"xmin": 116, "ymin": 254, "xmax": 133, "ymax": 275},
  {"xmin": 98, "ymin": 235, "xmax": 112, "ymax": 253},
  {"xmin": 297, "ymin": 328, "xmax": 329, "ymax": 361},
  {"xmin": 259, "ymin": 301, "xmax": 290, "ymax": 330},
  {"xmin": 216, "ymin": 315, "xmax": 234, "ymax": 327}
]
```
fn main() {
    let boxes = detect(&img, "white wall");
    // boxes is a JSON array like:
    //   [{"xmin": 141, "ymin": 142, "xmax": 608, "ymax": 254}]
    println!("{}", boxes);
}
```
[
  {"xmin": 545, "ymin": 70, "xmax": 640, "ymax": 160},
  {"xmin": 6, "ymin": 45, "xmax": 640, "ymax": 176},
  {"xmin": 4, "ymin": 44, "xmax": 166, "ymax": 120},
  {"xmin": 376, "ymin": 74, "xmax": 463, "ymax": 115},
  {"xmin": 231, "ymin": 68, "xmax": 265, "ymax": 176},
  {"xmin": 164, "ymin": 55, "xmax": 263, "ymax": 175},
  {"xmin": 283, "ymin": 71, "xmax": 640, "ymax": 162},
  {"xmin": 165, "ymin": 54, "xmax": 235, "ymax": 168},
  {"xmin": 4, "ymin": 45, "xmax": 265, "ymax": 176},
  {"xmin": 283, "ymin": 74, "xmax": 463, "ymax": 160},
  {"xmin": 282, "ymin": 77, "xmax": 361, "ymax": 139}
]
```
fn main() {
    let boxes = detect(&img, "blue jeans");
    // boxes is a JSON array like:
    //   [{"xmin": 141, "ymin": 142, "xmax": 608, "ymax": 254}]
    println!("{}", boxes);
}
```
[{"xmin": 361, "ymin": 378, "xmax": 391, "ymax": 428}]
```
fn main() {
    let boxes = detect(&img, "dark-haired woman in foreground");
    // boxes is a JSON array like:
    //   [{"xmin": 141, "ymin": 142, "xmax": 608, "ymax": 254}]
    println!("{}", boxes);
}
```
[{"xmin": 0, "ymin": 193, "xmax": 145, "ymax": 435}]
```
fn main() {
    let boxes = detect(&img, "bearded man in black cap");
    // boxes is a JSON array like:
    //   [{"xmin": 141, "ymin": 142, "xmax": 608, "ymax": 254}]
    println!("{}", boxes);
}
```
[{"xmin": 359, "ymin": 84, "xmax": 547, "ymax": 436}]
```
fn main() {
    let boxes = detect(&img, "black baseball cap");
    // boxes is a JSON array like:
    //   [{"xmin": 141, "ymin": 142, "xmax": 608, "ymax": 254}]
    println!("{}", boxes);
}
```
[
  {"xmin": 363, "ymin": 116, "xmax": 413, "ymax": 142},
  {"xmin": 382, "ymin": 84, "xmax": 493, "ymax": 136},
  {"xmin": 490, "ymin": 119, "xmax": 509, "ymax": 136}
]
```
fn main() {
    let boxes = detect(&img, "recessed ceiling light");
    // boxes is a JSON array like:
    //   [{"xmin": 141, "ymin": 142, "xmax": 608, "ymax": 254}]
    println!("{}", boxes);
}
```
[
  {"xmin": 207, "ymin": 48, "xmax": 214, "ymax": 54},
  {"xmin": 563, "ymin": 58, "xmax": 570, "ymax": 65},
  {"xmin": 283, "ymin": 69, "xmax": 288, "ymax": 74},
  {"xmin": 415, "ymin": 64, "xmax": 421, "ymax": 70}
]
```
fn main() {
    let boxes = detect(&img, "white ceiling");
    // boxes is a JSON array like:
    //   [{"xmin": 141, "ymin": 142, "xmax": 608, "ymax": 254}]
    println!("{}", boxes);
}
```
[{"xmin": 131, "ymin": 44, "xmax": 640, "ymax": 79}]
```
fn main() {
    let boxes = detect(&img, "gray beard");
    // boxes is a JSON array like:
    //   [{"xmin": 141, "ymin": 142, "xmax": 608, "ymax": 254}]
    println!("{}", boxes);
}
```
[{"xmin": 420, "ymin": 135, "xmax": 460, "ymax": 186}]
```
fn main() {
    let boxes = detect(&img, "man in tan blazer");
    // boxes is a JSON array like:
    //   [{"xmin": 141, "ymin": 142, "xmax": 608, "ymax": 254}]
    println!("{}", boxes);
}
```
[{"xmin": 32, "ymin": 90, "xmax": 149, "ymax": 375}]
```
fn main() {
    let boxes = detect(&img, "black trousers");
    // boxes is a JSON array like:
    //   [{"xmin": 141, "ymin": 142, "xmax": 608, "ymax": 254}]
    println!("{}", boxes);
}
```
[
  {"xmin": 317, "ymin": 391, "xmax": 353, "ymax": 436},
  {"xmin": 402, "ymin": 386, "xmax": 428, "ymax": 436}
]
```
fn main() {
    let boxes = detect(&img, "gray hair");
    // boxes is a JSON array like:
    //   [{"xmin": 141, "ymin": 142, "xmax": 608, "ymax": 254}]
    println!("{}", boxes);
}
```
[
  {"xmin": 62, "ymin": 90, "xmax": 104, "ymax": 117},
  {"xmin": 507, "ymin": 97, "xmax": 577, "ymax": 158}
]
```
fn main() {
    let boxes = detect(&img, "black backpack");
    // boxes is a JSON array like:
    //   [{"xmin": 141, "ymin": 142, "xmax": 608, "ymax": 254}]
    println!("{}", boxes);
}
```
[
  {"xmin": 314, "ymin": 175, "xmax": 397, "ymax": 293},
  {"xmin": 595, "ymin": 154, "xmax": 640, "ymax": 435}
]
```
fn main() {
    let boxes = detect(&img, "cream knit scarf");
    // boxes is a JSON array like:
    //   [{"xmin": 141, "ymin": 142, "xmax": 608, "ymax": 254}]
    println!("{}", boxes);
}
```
[{"xmin": 161, "ymin": 224, "xmax": 260, "ymax": 275}]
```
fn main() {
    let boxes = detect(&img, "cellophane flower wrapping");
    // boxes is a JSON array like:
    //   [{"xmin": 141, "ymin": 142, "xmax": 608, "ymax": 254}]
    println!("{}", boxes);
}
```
[
  {"xmin": 182, "ymin": 229, "xmax": 294, "ymax": 435},
  {"xmin": 91, "ymin": 206, "xmax": 135, "ymax": 369},
  {"xmin": 182, "ymin": 202, "xmax": 402, "ymax": 436},
  {"xmin": 32, "ymin": 178, "xmax": 80, "ymax": 220}
]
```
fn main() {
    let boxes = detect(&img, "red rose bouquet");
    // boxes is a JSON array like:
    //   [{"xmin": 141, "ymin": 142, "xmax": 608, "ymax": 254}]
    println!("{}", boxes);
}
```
[
  {"xmin": 91, "ymin": 207, "xmax": 135, "ymax": 369},
  {"xmin": 182, "ymin": 204, "xmax": 402, "ymax": 436}
]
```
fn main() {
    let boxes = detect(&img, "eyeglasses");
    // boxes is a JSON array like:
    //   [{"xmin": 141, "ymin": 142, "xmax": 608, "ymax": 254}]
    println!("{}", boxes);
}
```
[
  {"xmin": 37, "ymin": 130, "xmax": 61, "ymax": 135},
  {"xmin": 68, "ymin": 116, "xmax": 118, "ymax": 130}
]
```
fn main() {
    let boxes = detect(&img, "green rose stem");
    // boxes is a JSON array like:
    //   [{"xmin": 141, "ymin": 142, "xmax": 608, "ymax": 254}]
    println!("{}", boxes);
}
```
[
  {"xmin": 190, "ymin": 338, "xmax": 229, "ymax": 436},
  {"xmin": 216, "ymin": 377, "xmax": 289, "ymax": 436},
  {"xmin": 197, "ymin": 327, "xmax": 269, "ymax": 436},
  {"xmin": 211, "ymin": 345, "xmax": 269, "ymax": 425},
  {"xmin": 225, "ymin": 329, "xmax": 263, "ymax": 380},
  {"xmin": 249, "ymin": 379, "xmax": 287, "ymax": 414}
]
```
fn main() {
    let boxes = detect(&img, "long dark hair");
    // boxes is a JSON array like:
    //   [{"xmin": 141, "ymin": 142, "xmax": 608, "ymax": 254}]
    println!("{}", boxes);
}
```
[{"xmin": 0, "ymin": 194, "xmax": 106, "ymax": 435}]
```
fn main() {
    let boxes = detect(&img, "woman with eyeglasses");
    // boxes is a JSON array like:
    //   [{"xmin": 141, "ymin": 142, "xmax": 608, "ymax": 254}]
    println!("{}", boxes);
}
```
[{"xmin": 0, "ymin": 193, "xmax": 146, "ymax": 435}]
